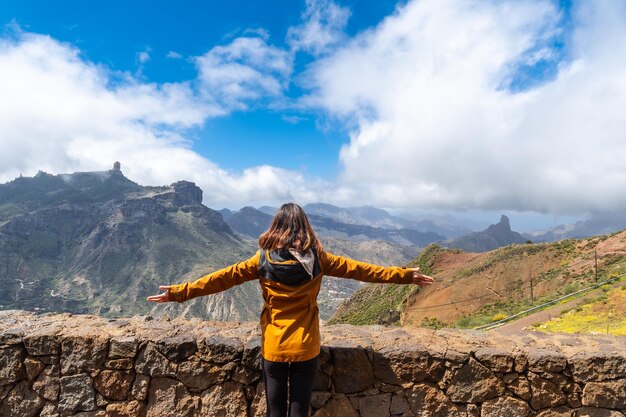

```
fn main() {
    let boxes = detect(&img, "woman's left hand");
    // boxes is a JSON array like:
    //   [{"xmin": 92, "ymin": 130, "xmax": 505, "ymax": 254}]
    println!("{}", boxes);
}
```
[{"xmin": 410, "ymin": 267, "xmax": 435, "ymax": 286}]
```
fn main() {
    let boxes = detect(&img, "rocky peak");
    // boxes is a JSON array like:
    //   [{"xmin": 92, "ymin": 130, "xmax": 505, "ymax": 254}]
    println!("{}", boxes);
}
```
[
  {"xmin": 487, "ymin": 215, "xmax": 511, "ymax": 233},
  {"xmin": 153, "ymin": 181, "xmax": 203, "ymax": 207},
  {"xmin": 171, "ymin": 181, "xmax": 203, "ymax": 205},
  {"xmin": 444, "ymin": 214, "xmax": 526, "ymax": 252}
]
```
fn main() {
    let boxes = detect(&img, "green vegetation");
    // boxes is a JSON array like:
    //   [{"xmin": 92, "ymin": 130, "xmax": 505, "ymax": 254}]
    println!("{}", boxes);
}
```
[
  {"xmin": 328, "ymin": 283, "xmax": 417, "ymax": 325},
  {"xmin": 454, "ymin": 271, "xmax": 626, "ymax": 329},
  {"xmin": 421, "ymin": 317, "xmax": 446, "ymax": 329},
  {"xmin": 455, "ymin": 241, "xmax": 550, "ymax": 279},
  {"xmin": 330, "ymin": 244, "xmax": 455, "ymax": 325},
  {"xmin": 534, "ymin": 285, "xmax": 626, "ymax": 336},
  {"xmin": 408, "ymin": 243, "xmax": 449, "ymax": 274}
]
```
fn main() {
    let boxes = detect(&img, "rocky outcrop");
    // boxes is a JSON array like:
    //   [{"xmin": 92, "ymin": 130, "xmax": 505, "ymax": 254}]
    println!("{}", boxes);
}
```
[
  {"xmin": 444, "ymin": 214, "xmax": 528, "ymax": 252},
  {"xmin": 1, "ymin": 310, "xmax": 625, "ymax": 417}
]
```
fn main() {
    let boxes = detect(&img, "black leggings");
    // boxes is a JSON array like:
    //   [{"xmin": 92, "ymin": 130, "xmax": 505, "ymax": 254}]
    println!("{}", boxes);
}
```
[{"xmin": 262, "ymin": 355, "xmax": 319, "ymax": 417}]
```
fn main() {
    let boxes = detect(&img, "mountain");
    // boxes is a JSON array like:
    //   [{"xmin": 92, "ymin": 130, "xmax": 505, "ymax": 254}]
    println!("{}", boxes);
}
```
[
  {"xmin": 308, "ymin": 214, "xmax": 443, "ymax": 246},
  {"xmin": 304, "ymin": 203, "xmax": 472, "ymax": 238},
  {"xmin": 331, "ymin": 228, "xmax": 626, "ymax": 328},
  {"xmin": 0, "ymin": 167, "xmax": 421, "ymax": 322},
  {"xmin": 442, "ymin": 215, "xmax": 528, "ymax": 252},
  {"xmin": 524, "ymin": 211, "xmax": 626, "ymax": 242},
  {"xmin": 222, "ymin": 206, "xmax": 272, "ymax": 239},
  {"xmin": 221, "ymin": 205, "xmax": 444, "ymax": 247},
  {"xmin": 0, "ymin": 165, "xmax": 260, "ymax": 320}
]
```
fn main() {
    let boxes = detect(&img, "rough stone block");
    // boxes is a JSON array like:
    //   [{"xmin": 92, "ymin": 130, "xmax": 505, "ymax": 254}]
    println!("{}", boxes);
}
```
[
  {"xmin": 105, "ymin": 400, "xmax": 145, "ymax": 417},
  {"xmin": 0, "ymin": 327, "xmax": 24, "ymax": 345},
  {"xmin": 372, "ymin": 345, "xmax": 430, "ymax": 385},
  {"xmin": 535, "ymin": 406, "xmax": 574, "ymax": 417},
  {"xmin": 199, "ymin": 381, "xmax": 248, "ymax": 417},
  {"xmin": 105, "ymin": 358, "xmax": 133, "ymax": 370},
  {"xmin": 313, "ymin": 365, "xmax": 332, "ymax": 391},
  {"xmin": 574, "ymin": 407, "xmax": 626, "ymax": 417},
  {"xmin": 569, "ymin": 352, "xmax": 626, "ymax": 383},
  {"xmin": 60, "ymin": 337, "xmax": 107, "ymax": 375},
  {"xmin": 581, "ymin": 379, "xmax": 626, "ymax": 409},
  {"xmin": 0, "ymin": 380, "xmax": 45, "ymax": 417},
  {"xmin": 0, "ymin": 345, "xmax": 26, "ymax": 385},
  {"xmin": 33, "ymin": 364, "xmax": 60, "ymax": 401},
  {"xmin": 528, "ymin": 372, "xmax": 567, "ymax": 410},
  {"xmin": 135, "ymin": 342, "xmax": 177, "ymax": 377},
  {"xmin": 446, "ymin": 357, "xmax": 505, "ymax": 403},
  {"xmin": 94, "ymin": 369, "xmax": 134, "ymax": 400},
  {"xmin": 158, "ymin": 335, "xmax": 197, "ymax": 362},
  {"xmin": 39, "ymin": 401, "xmax": 60, "ymax": 417},
  {"xmin": 358, "ymin": 393, "xmax": 391, "ymax": 417},
  {"xmin": 24, "ymin": 335, "xmax": 61, "ymax": 356},
  {"xmin": 145, "ymin": 377, "xmax": 198, "ymax": 417},
  {"xmin": 242, "ymin": 337, "xmax": 261, "ymax": 370},
  {"xmin": 58, "ymin": 373, "xmax": 96, "ymax": 415},
  {"xmin": 408, "ymin": 383, "xmax": 466, "ymax": 416},
  {"xmin": 474, "ymin": 347, "xmax": 515, "ymax": 373},
  {"xmin": 331, "ymin": 347, "xmax": 375, "ymax": 393},
  {"xmin": 481, "ymin": 396, "xmax": 532, "ymax": 417},
  {"xmin": 108, "ymin": 337, "xmax": 138, "ymax": 359},
  {"xmin": 312, "ymin": 396, "xmax": 359, "ymax": 417},
  {"xmin": 249, "ymin": 381, "xmax": 266, "ymax": 417},
  {"xmin": 528, "ymin": 349, "xmax": 567, "ymax": 373},
  {"xmin": 311, "ymin": 391, "xmax": 332, "ymax": 409},
  {"xmin": 390, "ymin": 392, "xmax": 410, "ymax": 414},
  {"xmin": 197, "ymin": 335, "xmax": 243, "ymax": 364},
  {"xmin": 231, "ymin": 364, "xmax": 261, "ymax": 385},
  {"xmin": 176, "ymin": 359, "xmax": 226, "ymax": 391},
  {"xmin": 25, "ymin": 357, "xmax": 45, "ymax": 381},
  {"xmin": 130, "ymin": 374, "xmax": 150, "ymax": 401},
  {"xmin": 507, "ymin": 375, "xmax": 531, "ymax": 401}
]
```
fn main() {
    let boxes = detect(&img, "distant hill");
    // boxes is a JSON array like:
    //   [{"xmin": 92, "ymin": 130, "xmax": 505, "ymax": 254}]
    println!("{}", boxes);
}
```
[
  {"xmin": 220, "ymin": 206, "xmax": 272, "ymax": 239},
  {"xmin": 222, "ymin": 205, "xmax": 444, "ymax": 246},
  {"xmin": 0, "ymin": 165, "xmax": 260, "ymax": 320},
  {"xmin": 524, "ymin": 211, "xmax": 626, "ymax": 242},
  {"xmin": 443, "ymin": 215, "xmax": 527, "ymax": 252},
  {"xmin": 304, "ymin": 203, "xmax": 472, "ymax": 238}
]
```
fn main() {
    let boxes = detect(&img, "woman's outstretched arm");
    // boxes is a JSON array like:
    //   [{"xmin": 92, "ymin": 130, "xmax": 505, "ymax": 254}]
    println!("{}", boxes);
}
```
[
  {"xmin": 147, "ymin": 251, "xmax": 260, "ymax": 303},
  {"xmin": 319, "ymin": 250, "xmax": 434, "ymax": 286}
]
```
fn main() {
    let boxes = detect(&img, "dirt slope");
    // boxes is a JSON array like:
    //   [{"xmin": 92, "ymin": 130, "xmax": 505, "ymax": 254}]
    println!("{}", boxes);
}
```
[{"xmin": 402, "ymin": 229, "xmax": 626, "ymax": 327}]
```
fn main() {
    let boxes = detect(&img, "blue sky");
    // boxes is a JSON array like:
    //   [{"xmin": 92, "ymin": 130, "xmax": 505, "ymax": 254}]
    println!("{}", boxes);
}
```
[
  {"xmin": 1, "ymin": 0, "xmax": 402, "ymax": 179},
  {"xmin": 1, "ymin": 0, "xmax": 625, "ymax": 231}
]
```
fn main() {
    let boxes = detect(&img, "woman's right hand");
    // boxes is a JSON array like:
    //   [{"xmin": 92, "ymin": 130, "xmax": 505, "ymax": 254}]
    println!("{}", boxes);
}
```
[{"xmin": 146, "ymin": 285, "xmax": 175, "ymax": 303}]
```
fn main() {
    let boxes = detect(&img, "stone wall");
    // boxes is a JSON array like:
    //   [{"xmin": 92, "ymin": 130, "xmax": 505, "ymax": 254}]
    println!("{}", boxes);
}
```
[{"xmin": 1, "ymin": 310, "xmax": 625, "ymax": 417}]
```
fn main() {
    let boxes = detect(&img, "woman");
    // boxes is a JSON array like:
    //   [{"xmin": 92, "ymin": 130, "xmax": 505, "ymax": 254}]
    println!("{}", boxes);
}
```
[{"xmin": 147, "ymin": 203, "xmax": 434, "ymax": 417}]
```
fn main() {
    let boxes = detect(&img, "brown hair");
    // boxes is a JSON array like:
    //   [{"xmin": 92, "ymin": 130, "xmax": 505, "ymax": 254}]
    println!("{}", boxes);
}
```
[{"xmin": 258, "ymin": 203, "xmax": 322, "ymax": 254}]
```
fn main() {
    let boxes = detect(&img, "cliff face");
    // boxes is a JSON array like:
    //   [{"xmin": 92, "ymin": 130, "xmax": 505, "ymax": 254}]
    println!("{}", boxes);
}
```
[
  {"xmin": 0, "ymin": 169, "xmax": 257, "ymax": 320},
  {"xmin": 1, "ymin": 310, "xmax": 625, "ymax": 417}
]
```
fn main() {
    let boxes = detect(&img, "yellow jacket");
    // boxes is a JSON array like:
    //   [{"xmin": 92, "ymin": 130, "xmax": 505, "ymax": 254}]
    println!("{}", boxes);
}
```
[{"xmin": 168, "ymin": 250, "xmax": 414, "ymax": 362}]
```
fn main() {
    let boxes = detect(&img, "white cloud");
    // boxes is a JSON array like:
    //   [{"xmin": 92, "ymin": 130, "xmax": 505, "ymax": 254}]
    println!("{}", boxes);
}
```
[
  {"xmin": 166, "ymin": 50, "xmax": 183, "ymax": 59},
  {"xmin": 195, "ymin": 36, "xmax": 293, "ymax": 111},
  {"xmin": 303, "ymin": 0, "xmax": 626, "ymax": 214},
  {"xmin": 0, "ymin": 30, "xmax": 321, "ymax": 207},
  {"xmin": 137, "ymin": 49, "xmax": 150, "ymax": 64},
  {"xmin": 4, "ymin": 1, "xmax": 626, "ymax": 216},
  {"xmin": 287, "ymin": 0, "xmax": 350, "ymax": 55}
]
